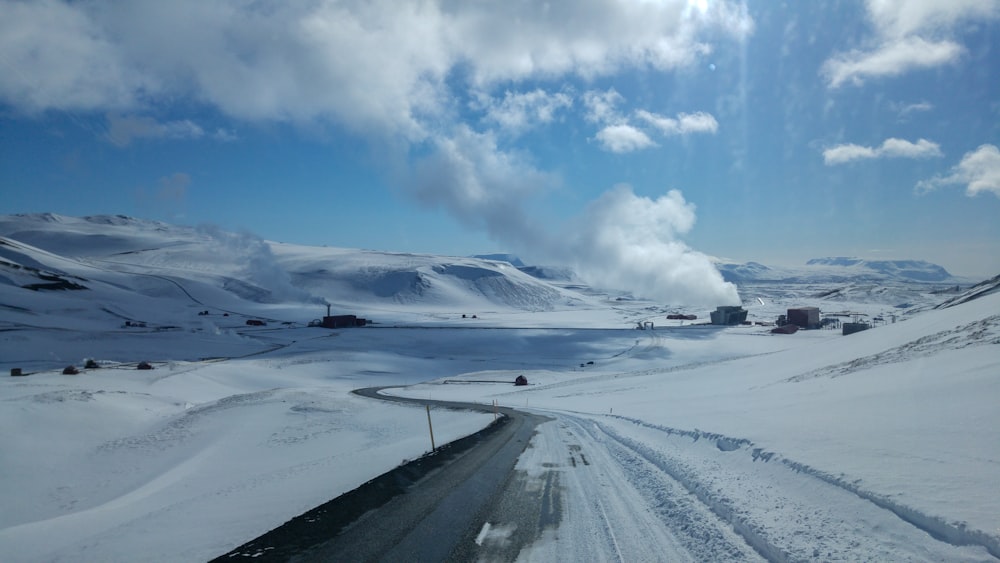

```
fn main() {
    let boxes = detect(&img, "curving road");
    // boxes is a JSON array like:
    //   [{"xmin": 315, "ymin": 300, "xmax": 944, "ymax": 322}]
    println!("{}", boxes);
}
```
[
  {"xmin": 213, "ymin": 387, "xmax": 753, "ymax": 562},
  {"xmin": 212, "ymin": 387, "xmax": 552, "ymax": 561}
]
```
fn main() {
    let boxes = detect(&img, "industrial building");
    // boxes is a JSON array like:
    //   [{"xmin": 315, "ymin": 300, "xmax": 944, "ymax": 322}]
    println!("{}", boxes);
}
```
[
  {"xmin": 710, "ymin": 305, "xmax": 748, "ymax": 325},
  {"xmin": 787, "ymin": 307, "xmax": 821, "ymax": 329},
  {"xmin": 321, "ymin": 314, "xmax": 367, "ymax": 328},
  {"xmin": 315, "ymin": 305, "xmax": 368, "ymax": 328}
]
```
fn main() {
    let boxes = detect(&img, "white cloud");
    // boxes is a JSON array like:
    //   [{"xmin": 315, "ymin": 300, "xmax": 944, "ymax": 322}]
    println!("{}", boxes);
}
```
[
  {"xmin": 106, "ymin": 114, "xmax": 207, "ymax": 146},
  {"xmin": 0, "ymin": 0, "xmax": 145, "ymax": 112},
  {"xmin": 583, "ymin": 89, "xmax": 626, "ymax": 124},
  {"xmin": 822, "ymin": 36, "xmax": 963, "ymax": 88},
  {"xmin": 866, "ymin": 0, "xmax": 1000, "ymax": 39},
  {"xmin": 879, "ymin": 138, "xmax": 944, "ymax": 159},
  {"xmin": 595, "ymin": 125, "xmax": 657, "ymax": 153},
  {"xmin": 0, "ymin": 0, "xmax": 752, "ymax": 137},
  {"xmin": 891, "ymin": 100, "xmax": 934, "ymax": 119},
  {"xmin": 476, "ymin": 89, "xmax": 573, "ymax": 135},
  {"xmin": 823, "ymin": 143, "xmax": 877, "ymax": 165},
  {"xmin": 917, "ymin": 144, "xmax": 1000, "ymax": 197},
  {"xmin": 823, "ymin": 138, "xmax": 943, "ymax": 165},
  {"xmin": 635, "ymin": 110, "xmax": 719, "ymax": 135},
  {"xmin": 821, "ymin": 0, "xmax": 1000, "ymax": 88},
  {"xmin": 586, "ymin": 92, "xmax": 718, "ymax": 153}
]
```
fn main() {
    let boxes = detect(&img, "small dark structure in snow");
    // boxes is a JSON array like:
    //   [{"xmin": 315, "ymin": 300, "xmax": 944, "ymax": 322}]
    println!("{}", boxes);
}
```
[
  {"xmin": 710, "ymin": 306, "xmax": 748, "ymax": 325},
  {"xmin": 787, "ymin": 307, "xmax": 821, "ymax": 329},
  {"xmin": 843, "ymin": 322, "xmax": 870, "ymax": 336},
  {"xmin": 85, "ymin": 359, "xmax": 99, "ymax": 369},
  {"xmin": 322, "ymin": 314, "xmax": 368, "ymax": 328},
  {"xmin": 10, "ymin": 368, "xmax": 24, "ymax": 377},
  {"xmin": 319, "ymin": 305, "xmax": 368, "ymax": 328},
  {"xmin": 62, "ymin": 365, "xmax": 79, "ymax": 375},
  {"xmin": 246, "ymin": 319, "xmax": 267, "ymax": 326},
  {"xmin": 667, "ymin": 314, "xmax": 697, "ymax": 320},
  {"xmin": 771, "ymin": 324, "xmax": 799, "ymax": 334},
  {"xmin": 137, "ymin": 361, "xmax": 154, "ymax": 370},
  {"xmin": 514, "ymin": 375, "xmax": 528, "ymax": 386}
]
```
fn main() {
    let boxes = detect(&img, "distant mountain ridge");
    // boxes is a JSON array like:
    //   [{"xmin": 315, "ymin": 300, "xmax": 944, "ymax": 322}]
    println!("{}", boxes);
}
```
[
  {"xmin": 717, "ymin": 257, "xmax": 959, "ymax": 284},
  {"xmin": 0, "ymin": 214, "xmax": 978, "ymax": 326},
  {"xmin": 805, "ymin": 257, "xmax": 952, "ymax": 282}
]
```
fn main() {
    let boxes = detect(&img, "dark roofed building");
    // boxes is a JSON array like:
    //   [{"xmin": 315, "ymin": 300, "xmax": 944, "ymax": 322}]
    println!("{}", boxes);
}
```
[
  {"xmin": 322, "ymin": 314, "xmax": 367, "ymax": 328},
  {"xmin": 710, "ymin": 306, "xmax": 748, "ymax": 325},
  {"xmin": 787, "ymin": 307, "xmax": 821, "ymax": 329}
]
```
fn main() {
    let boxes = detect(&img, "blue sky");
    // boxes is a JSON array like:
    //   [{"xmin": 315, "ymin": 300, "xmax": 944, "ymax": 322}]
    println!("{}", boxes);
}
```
[{"xmin": 1, "ymin": 0, "xmax": 999, "ymax": 282}]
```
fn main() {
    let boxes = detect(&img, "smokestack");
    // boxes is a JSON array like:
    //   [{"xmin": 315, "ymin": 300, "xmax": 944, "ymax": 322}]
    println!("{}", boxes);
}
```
[{"xmin": 326, "ymin": 304, "xmax": 331, "ymax": 317}]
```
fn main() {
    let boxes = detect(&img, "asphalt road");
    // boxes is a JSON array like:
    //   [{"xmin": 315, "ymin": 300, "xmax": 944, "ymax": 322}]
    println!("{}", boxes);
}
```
[{"xmin": 211, "ymin": 387, "xmax": 551, "ymax": 562}]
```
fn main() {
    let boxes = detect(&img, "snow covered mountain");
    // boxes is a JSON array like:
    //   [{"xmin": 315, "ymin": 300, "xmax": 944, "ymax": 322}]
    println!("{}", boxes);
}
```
[
  {"xmin": 0, "ymin": 214, "xmax": 600, "ymax": 334},
  {"xmin": 805, "ymin": 257, "xmax": 954, "ymax": 282},
  {"xmin": 717, "ymin": 257, "xmax": 960, "ymax": 284}
]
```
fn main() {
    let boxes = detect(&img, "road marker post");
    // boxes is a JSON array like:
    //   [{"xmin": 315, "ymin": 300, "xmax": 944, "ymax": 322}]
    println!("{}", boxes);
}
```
[{"xmin": 426, "ymin": 404, "xmax": 436, "ymax": 452}]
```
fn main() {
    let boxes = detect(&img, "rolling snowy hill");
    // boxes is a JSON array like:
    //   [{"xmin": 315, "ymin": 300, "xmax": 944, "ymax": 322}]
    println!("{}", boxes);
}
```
[{"xmin": 0, "ymin": 214, "xmax": 602, "ymax": 331}]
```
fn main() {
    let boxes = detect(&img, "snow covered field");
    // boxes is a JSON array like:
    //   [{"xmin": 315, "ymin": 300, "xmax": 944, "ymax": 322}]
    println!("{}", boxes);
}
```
[{"xmin": 1, "ymin": 214, "xmax": 998, "ymax": 561}]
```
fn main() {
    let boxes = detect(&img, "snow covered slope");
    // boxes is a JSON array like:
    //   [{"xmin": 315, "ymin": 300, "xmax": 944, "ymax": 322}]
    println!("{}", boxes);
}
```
[{"xmin": 271, "ymin": 244, "xmax": 586, "ymax": 313}]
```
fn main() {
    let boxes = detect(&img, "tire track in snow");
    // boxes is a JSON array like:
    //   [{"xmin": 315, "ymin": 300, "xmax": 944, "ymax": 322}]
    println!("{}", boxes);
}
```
[
  {"xmin": 587, "ymin": 414, "xmax": 999, "ymax": 561},
  {"xmin": 557, "ymin": 414, "xmax": 765, "ymax": 562}
]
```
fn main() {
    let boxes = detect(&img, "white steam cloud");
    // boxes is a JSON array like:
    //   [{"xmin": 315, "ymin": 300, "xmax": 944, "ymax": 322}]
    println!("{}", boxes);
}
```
[
  {"xmin": 197, "ymin": 225, "xmax": 319, "ymax": 304},
  {"xmin": 408, "ymin": 133, "xmax": 738, "ymax": 305},
  {"xmin": 555, "ymin": 186, "xmax": 739, "ymax": 306}
]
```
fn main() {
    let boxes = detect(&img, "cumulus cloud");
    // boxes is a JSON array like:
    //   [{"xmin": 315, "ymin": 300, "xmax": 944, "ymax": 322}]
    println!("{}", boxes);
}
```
[
  {"xmin": 595, "ymin": 125, "xmax": 657, "ymax": 153},
  {"xmin": 0, "ymin": 0, "xmax": 144, "ymax": 112},
  {"xmin": 0, "ymin": 0, "xmax": 752, "ymax": 137},
  {"xmin": 585, "ymin": 91, "xmax": 719, "ymax": 153},
  {"xmin": 555, "ymin": 185, "xmax": 739, "ymax": 306},
  {"xmin": 917, "ymin": 144, "xmax": 1000, "ymax": 197},
  {"xmin": 635, "ymin": 110, "xmax": 719, "ymax": 136},
  {"xmin": 821, "ymin": 0, "xmax": 999, "ymax": 87},
  {"xmin": 475, "ymin": 89, "xmax": 573, "ymax": 135},
  {"xmin": 583, "ymin": 88, "xmax": 626, "ymax": 124},
  {"xmin": 823, "ymin": 138, "xmax": 943, "ymax": 165}
]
